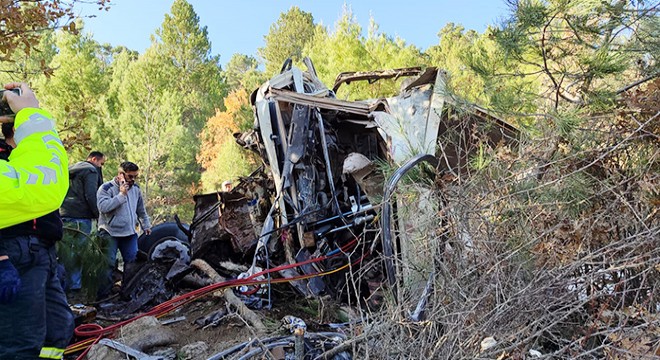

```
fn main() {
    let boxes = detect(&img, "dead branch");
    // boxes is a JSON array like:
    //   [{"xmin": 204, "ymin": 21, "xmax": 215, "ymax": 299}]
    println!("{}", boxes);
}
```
[
  {"xmin": 190, "ymin": 259, "xmax": 267, "ymax": 333},
  {"xmin": 616, "ymin": 72, "xmax": 660, "ymax": 94}
]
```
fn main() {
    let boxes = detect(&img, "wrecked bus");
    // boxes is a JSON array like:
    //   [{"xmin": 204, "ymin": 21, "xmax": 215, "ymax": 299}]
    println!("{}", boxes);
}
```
[{"xmin": 186, "ymin": 58, "xmax": 519, "ymax": 306}]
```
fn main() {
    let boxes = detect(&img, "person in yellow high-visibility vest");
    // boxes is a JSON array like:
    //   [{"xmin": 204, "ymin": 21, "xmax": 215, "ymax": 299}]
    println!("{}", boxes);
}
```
[{"xmin": 0, "ymin": 82, "xmax": 74, "ymax": 360}]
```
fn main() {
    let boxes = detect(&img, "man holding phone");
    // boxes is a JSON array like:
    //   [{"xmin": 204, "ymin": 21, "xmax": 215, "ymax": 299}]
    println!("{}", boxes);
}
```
[{"xmin": 96, "ymin": 161, "xmax": 151, "ymax": 299}]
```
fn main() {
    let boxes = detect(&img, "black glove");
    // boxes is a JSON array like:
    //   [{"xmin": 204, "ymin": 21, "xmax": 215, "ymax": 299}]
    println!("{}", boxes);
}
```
[{"xmin": 0, "ymin": 258, "xmax": 21, "ymax": 304}]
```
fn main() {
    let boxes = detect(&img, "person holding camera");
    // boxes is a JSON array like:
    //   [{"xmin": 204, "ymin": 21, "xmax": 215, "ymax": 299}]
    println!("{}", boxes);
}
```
[
  {"xmin": 0, "ymin": 83, "xmax": 74, "ymax": 359},
  {"xmin": 96, "ymin": 161, "xmax": 152, "ymax": 299}
]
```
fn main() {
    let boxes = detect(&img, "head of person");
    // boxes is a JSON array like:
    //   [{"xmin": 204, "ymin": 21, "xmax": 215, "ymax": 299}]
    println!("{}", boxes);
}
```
[
  {"xmin": 1, "ymin": 122, "xmax": 14, "ymax": 148},
  {"xmin": 87, "ymin": 151, "xmax": 106, "ymax": 168},
  {"xmin": 118, "ymin": 161, "xmax": 139, "ymax": 186},
  {"xmin": 222, "ymin": 180, "xmax": 232, "ymax": 192}
]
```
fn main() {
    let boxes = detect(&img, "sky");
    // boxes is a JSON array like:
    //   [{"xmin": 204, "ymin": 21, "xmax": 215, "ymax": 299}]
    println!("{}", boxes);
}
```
[{"xmin": 78, "ymin": 0, "xmax": 512, "ymax": 66}]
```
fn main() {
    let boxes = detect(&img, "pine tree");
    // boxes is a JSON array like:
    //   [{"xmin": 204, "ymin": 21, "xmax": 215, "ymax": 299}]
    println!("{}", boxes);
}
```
[
  {"xmin": 492, "ymin": 0, "xmax": 654, "ymax": 111},
  {"xmin": 258, "ymin": 6, "xmax": 315, "ymax": 76},
  {"xmin": 35, "ymin": 22, "xmax": 109, "ymax": 159},
  {"xmin": 425, "ymin": 23, "xmax": 539, "ymax": 116},
  {"xmin": 305, "ymin": 9, "xmax": 425, "ymax": 100},
  {"xmin": 223, "ymin": 53, "xmax": 266, "ymax": 92},
  {"xmin": 110, "ymin": 0, "xmax": 225, "ymax": 220}
]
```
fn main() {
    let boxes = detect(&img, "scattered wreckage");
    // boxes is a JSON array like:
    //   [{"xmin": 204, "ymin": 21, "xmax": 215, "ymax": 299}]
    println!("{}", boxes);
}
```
[{"xmin": 81, "ymin": 59, "xmax": 518, "ymax": 359}]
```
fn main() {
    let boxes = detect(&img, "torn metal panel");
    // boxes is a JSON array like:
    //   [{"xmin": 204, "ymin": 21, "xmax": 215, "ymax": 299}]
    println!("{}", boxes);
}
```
[
  {"xmin": 190, "ymin": 193, "xmax": 226, "ymax": 254},
  {"xmin": 435, "ymin": 100, "xmax": 520, "ymax": 175},
  {"xmin": 397, "ymin": 186, "xmax": 439, "ymax": 295},
  {"xmin": 218, "ymin": 192, "xmax": 258, "ymax": 254},
  {"xmin": 189, "ymin": 193, "xmax": 239, "ymax": 268},
  {"xmin": 269, "ymin": 88, "xmax": 371, "ymax": 116},
  {"xmin": 324, "ymin": 66, "xmax": 518, "ymax": 168},
  {"xmin": 291, "ymin": 66, "xmax": 304, "ymax": 93},
  {"xmin": 363, "ymin": 68, "xmax": 519, "ymax": 167},
  {"xmin": 370, "ymin": 71, "xmax": 444, "ymax": 163},
  {"xmin": 333, "ymin": 67, "xmax": 424, "ymax": 93}
]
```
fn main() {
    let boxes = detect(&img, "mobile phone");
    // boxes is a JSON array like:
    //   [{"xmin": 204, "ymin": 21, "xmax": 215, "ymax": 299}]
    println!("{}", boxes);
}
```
[
  {"xmin": 0, "ymin": 88, "xmax": 22, "ymax": 116},
  {"xmin": 118, "ymin": 173, "xmax": 126, "ymax": 185}
]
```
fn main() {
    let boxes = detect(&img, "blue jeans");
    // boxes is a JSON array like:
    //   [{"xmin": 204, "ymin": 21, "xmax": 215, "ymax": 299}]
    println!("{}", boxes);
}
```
[
  {"xmin": 61, "ymin": 217, "xmax": 92, "ymax": 290},
  {"xmin": 98, "ymin": 230, "xmax": 137, "ymax": 299},
  {"xmin": 0, "ymin": 235, "xmax": 74, "ymax": 359}
]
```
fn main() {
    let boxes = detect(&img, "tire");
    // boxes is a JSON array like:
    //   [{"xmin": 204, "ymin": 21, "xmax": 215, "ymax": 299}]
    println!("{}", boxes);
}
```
[
  {"xmin": 148, "ymin": 236, "xmax": 191, "ymax": 263},
  {"xmin": 138, "ymin": 222, "xmax": 189, "ymax": 255}
]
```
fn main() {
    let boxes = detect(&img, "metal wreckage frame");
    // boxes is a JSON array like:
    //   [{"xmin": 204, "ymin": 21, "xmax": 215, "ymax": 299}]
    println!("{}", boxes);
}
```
[
  {"xmin": 87, "ymin": 58, "xmax": 518, "ymax": 359},
  {"xmin": 189, "ymin": 58, "xmax": 517, "ymax": 301}
]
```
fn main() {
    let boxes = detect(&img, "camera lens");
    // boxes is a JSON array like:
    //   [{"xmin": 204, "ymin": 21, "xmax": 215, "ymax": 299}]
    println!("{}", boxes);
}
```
[{"xmin": 1, "ymin": 122, "xmax": 14, "ymax": 139}]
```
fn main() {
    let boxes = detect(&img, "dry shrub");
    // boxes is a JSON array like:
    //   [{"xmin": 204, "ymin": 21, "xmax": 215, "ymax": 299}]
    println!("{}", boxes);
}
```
[{"xmin": 347, "ymin": 94, "xmax": 659, "ymax": 359}]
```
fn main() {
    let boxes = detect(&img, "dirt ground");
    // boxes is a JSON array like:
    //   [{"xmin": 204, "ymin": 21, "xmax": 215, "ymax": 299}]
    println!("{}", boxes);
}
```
[{"xmin": 67, "ymin": 283, "xmax": 352, "ymax": 359}]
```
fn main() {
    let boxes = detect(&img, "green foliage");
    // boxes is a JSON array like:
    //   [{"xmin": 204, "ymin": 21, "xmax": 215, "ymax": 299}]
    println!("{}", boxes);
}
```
[
  {"xmin": 3, "ymin": 1, "xmax": 228, "ymax": 222},
  {"xmin": 427, "ymin": 25, "xmax": 485, "ymax": 106},
  {"xmin": 490, "ymin": 0, "xmax": 655, "ymax": 111},
  {"xmin": 223, "ymin": 53, "xmax": 266, "ymax": 92},
  {"xmin": 25, "ymin": 21, "xmax": 109, "ymax": 160},
  {"xmin": 198, "ymin": 88, "xmax": 255, "ymax": 193},
  {"xmin": 0, "ymin": 30, "xmax": 57, "ymax": 84},
  {"xmin": 509, "ymin": 171, "xmax": 594, "ymax": 219},
  {"xmin": 581, "ymin": 47, "xmax": 627, "ymax": 78},
  {"xmin": 555, "ymin": 111, "xmax": 582, "ymax": 139},
  {"xmin": 305, "ymin": 13, "xmax": 371, "ymax": 96},
  {"xmin": 305, "ymin": 10, "xmax": 425, "ymax": 100},
  {"xmin": 154, "ymin": 0, "xmax": 225, "ymax": 134},
  {"xmin": 259, "ymin": 6, "xmax": 316, "ymax": 76},
  {"xmin": 515, "ymin": 0, "xmax": 549, "ymax": 28},
  {"xmin": 426, "ymin": 23, "xmax": 539, "ymax": 118},
  {"xmin": 200, "ymin": 139, "xmax": 253, "ymax": 193},
  {"xmin": 57, "ymin": 225, "xmax": 109, "ymax": 300},
  {"xmin": 288, "ymin": 298, "xmax": 320, "ymax": 318},
  {"xmin": 469, "ymin": 144, "xmax": 493, "ymax": 172},
  {"xmin": 103, "ymin": 0, "xmax": 225, "ymax": 221},
  {"xmin": 113, "ymin": 56, "xmax": 194, "ymax": 220},
  {"xmin": 544, "ymin": 173, "xmax": 595, "ymax": 218},
  {"xmin": 92, "ymin": 49, "xmax": 137, "ymax": 168}
]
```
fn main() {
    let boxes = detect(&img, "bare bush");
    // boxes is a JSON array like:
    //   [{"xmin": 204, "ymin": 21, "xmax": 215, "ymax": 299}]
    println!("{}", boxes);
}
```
[{"xmin": 346, "ymin": 101, "xmax": 659, "ymax": 359}]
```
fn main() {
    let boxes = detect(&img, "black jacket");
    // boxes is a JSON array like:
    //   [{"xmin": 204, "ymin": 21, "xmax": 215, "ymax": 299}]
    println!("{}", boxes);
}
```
[
  {"xmin": 0, "ymin": 141, "xmax": 10, "ymax": 161},
  {"xmin": 0, "ymin": 140, "xmax": 63, "ymax": 245},
  {"xmin": 60, "ymin": 161, "xmax": 101, "ymax": 219}
]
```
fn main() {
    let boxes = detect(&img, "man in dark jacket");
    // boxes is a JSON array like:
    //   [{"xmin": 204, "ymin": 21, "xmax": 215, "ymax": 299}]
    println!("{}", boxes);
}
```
[
  {"xmin": 59, "ymin": 151, "xmax": 105, "ymax": 291},
  {"xmin": 89, "ymin": 150, "xmax": 105, "ymax": 187}
]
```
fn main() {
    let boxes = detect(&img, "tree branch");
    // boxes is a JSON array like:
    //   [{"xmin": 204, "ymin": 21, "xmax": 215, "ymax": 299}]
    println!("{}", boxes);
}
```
[{"xmin": 616, "ymin": 72, "xmax": 660, "ymax": 94}]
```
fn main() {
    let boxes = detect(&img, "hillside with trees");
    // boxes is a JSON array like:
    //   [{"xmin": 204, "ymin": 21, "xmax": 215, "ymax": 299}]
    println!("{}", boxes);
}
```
[{"xmin": 1, "ymin": 0, "xmax": 658, "ymax": 358}]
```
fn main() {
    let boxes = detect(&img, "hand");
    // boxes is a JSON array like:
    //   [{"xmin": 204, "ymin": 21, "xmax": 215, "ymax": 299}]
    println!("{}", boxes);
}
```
[
  {"xmin": 0, "ymin": 258, "xmax": 21, "ymax": 304},
  {"xmin": 144, "ymin": 229, "xmax": 152, "ymax": 235},
  {"xmin": 0, "ymin": 83, "xmax": 39, "ymax": 123},
  {"xmin": 119, "ymin": 183, "xmax": 130, "ymax": 195}
]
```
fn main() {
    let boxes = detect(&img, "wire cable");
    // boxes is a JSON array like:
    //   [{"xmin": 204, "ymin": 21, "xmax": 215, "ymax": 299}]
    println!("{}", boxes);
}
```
[{"xmin": 67, "ymin": 238, "xmax": 366, "ymax": 358}]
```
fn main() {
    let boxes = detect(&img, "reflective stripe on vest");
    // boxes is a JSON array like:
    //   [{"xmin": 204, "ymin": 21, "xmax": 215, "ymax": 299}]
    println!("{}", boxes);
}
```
[
  {"xmin": 39, "ymin": 346, "xmax": 65, "ymax": 359},
  {"xmin": 14, "ymin": 112, "xmax": 56, "ymax": 146}
]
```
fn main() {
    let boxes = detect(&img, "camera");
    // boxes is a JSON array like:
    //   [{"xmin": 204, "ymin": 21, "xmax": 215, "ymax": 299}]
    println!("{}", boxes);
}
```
[{"xmin": 0, "ymin": 88, "xmax": 22, "ymax": 116}]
